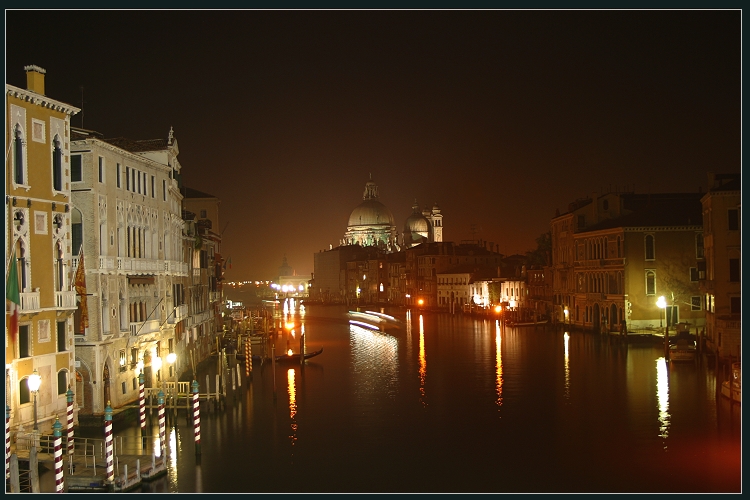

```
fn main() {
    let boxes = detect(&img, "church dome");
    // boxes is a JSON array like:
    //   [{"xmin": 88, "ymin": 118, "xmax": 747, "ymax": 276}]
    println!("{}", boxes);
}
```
[
  {"xmin": 348, "ymin": 199, "xmax": 395, "ymax": 227},
  {"xmin": 404, "ymin": 212, "xmax": 429, "ymax": 234}
]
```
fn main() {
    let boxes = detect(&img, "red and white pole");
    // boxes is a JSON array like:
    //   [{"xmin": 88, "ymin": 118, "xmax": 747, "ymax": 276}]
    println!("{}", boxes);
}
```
[
  {"xmin": 66, "ymin": 388, "xmax": 74, "ymax": 456},
  {"xmin": 138, "ymin": 373, "xmax": 146, "ymax": 436},
  {"xmin": 192, "ymin": 380, "xmax": 201, "ymax": 456},
  {"xmin": 245, "ymin": 338, "xmax": 251, "ymax": 378},
  {"xmin": 53, "ymin": 417, "xmax": 64, "ymax": 493},
  {"xmin": 158, "ymin": 390, "xmax": 165, "ymax": 450},
  {"xmin": 104, "ymin": 402, "xmax": 114, "ymax": 483},
  {"xmin": 6, "ymin": 405, "xmax": 10, "ymax": 482}
]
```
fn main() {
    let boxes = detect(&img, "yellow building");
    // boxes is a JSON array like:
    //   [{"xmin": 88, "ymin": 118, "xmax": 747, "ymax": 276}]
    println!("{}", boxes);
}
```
[
  {"xmin": 6, "ymin": 66, "xmax": 80, "ymax": 434},
  {"xmin": 553, "ymin": 190, "xmax": 705, "ymax": 333}
]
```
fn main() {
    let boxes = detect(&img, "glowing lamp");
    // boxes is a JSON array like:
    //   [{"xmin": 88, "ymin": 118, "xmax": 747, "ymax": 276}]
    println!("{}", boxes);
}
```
[
  {"xmin": 166, "ymin": 352, "xmax": 177, "ymax": 364},
  {"xmin": 28, "ymin": 369, "xmax": 41, "ymax": 392}
]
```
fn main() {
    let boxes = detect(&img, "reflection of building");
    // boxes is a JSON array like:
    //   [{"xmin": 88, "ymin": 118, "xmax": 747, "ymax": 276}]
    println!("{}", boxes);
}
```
[
  {"xmin": 70, "ymin": 125, "xmax": 187, "ymax": 415},
  {"xmin": 6, "ymin": 65, "xmax": 80, "ymax": 433},
  {"xmin": 700, "ymin": 173, "xmax": 741, "ymax": 361}
]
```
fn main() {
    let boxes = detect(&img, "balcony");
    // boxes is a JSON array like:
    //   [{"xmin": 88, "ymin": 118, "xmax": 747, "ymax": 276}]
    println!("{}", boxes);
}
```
[
  {"xmin": 130, "ymin": 319, "xmax": 161, "ymax": 337},
  {"xmin": 168, "ymin": 304, "xmax": 189, "ymax": 324},
  {"xmin": 99, "ymin": 256, "xmax": 116, "ymax": 271},
  {"xmin": 55, "ymin": 290, "xmax": 77, "ymax": 310},
  {"xmin": 210, "ymin": 291, "xmax": 222, "ymax": 302},
  {"xmin": 19, "ymin": 291, "xmax": 40, "ymax": 313}
]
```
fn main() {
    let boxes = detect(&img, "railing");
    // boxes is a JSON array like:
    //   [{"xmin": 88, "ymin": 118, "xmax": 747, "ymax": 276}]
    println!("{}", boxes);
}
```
[
  {"xmin": 55, "ymin": 290, "xmax": 77, "ymax": 309},
  {"xmin": 716, "ymin": 318, "xmax": 741, "ymax": 331},
  {"xmin": 130, "ymin": 319, "xmax": 161, "ymax": 337},
  {"xmin": 99, "ymin": 256, "xmax": 116, "ymax": 270},
  {"xmin": 19, "ymin": 291, "xmax": 40, "ymax": 312},
  {"xmin": 168, "ymin": 304, "xmax": 189, "ymax": 324}
]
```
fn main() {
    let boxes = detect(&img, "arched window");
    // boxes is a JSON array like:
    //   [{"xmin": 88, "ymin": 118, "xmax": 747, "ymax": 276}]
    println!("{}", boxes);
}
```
[
  {"xmin": 57, "ymin": 370, "xmax": 68, "ymax": 395},
  {"xmin": 14, "ymin": 124, "xmax": 25, "ymax": 185},
  {"xmin": 19, "ymin": 378, "xmax": 31, "ymax": 405},
  {"xmin": 53, "ymin": 135, "xmax": 63, "ymax": 191},
  {"xmin": 645, "ymin": 271, "xmax": 656, "ymax": 296},
  {"xmin": 617, "ymin": 236, "xmax": 622, "ymax": 258},
  {"xmin": 645, "ymin": 235, "xmax": 655, "ymax": 261}
]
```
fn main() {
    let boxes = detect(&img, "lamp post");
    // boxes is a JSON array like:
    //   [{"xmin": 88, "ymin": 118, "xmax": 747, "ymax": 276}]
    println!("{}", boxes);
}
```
[
  {"xmin": 657, "ymin": 296, "xmax": 668, "ymax": 358},
  {"xmin": 28, "ymin": 369, "xmax": 41, "ymax": 432}
]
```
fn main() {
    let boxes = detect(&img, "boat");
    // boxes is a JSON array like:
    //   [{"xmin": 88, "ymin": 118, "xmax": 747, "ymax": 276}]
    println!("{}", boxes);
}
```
[
  {"xmin": 669, "ymin": 338, "xmax": 697, "ymax": 362},
  {"xmin": 506, "ymin": 319, "xmax": 549, "ymax": 327},
  {"xmin": 721, "ymin": 362, "xmax": 741, "ymax": 403},
  {"xmin": 275, "ymin": 347, "xmax": 324, "ymax": 363}
]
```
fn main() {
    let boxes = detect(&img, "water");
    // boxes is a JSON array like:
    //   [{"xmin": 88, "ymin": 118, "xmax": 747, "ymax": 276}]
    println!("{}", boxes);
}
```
[{"xmin": 63, "ymin": 304, "xmax": 742, "ymax": 493}]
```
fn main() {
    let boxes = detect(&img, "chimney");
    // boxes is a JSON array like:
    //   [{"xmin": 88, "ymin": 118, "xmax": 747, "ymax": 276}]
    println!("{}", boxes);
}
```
[{"xmin": 24, "ymin": 65, "xmax": 46, "ymax": 95}]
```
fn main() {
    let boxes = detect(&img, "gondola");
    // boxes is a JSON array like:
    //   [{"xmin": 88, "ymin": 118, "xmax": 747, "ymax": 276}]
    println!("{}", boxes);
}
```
[{"xmin": 275, "ymin": 347, "xmax": 324, "ymax": 363}]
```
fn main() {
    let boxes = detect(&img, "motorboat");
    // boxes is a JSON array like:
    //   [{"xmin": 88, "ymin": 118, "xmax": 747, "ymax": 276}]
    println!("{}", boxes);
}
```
[
  {"xmin": 721, "ymin": 362, "xmax": 741, "ymax": 403},
  {"xmin": 669, "ymin": 338, "xmax": 697, "ymax": 362}
]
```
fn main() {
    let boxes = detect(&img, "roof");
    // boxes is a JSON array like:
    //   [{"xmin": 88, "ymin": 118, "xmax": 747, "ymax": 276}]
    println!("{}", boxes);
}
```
[
  {"xmin": 579, "ymin": 193, "xmax": 703, "ymax": 233},
  {"xmin": 101, "ymin": 137, "xmax": 171, "ymax": 152},
  {"xmin": 181, "ymin": 186, "xmax": 217, "ymax": 199}
]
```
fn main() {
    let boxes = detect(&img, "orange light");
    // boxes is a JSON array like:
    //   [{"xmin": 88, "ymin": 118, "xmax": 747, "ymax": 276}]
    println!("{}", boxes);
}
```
[
  {"xmin": 418, "ymin": 299, "xmax": 424, "ymax": 306},
  {"xmin": 494, "ymin": 305, "xmax": 502, "ymax": 313},
  {"xmin": 285, "ymin": 321, "xmax": 295, "ymax": 330},
  {"xmin": 287, "ymin": 349, "xmax": 293, "ymax": 356}
]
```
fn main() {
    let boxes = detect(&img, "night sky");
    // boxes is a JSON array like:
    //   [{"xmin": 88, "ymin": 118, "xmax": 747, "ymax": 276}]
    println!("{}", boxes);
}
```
[{"xmin": 5, "ymin": 9, "xmax": 741, "ymax": 281}]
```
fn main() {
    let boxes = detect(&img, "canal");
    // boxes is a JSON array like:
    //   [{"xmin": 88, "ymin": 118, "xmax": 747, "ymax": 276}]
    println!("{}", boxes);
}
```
[{"xmin": 62, "ymin": 303, "xmax": 742, "ymax": 493}]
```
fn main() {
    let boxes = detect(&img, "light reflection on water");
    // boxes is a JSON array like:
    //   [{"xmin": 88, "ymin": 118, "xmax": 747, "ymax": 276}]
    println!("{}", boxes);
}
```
[
  {"xmin": 495, "ymin": 320, "xmax": 503, "ymax": 409},
  {"xmin": 656, "ymin": 357, "xmax": 670, "ymax": 443},
  {"xmin": 63, "ymin": 305, "xmax": 740, "ymax": 493}
]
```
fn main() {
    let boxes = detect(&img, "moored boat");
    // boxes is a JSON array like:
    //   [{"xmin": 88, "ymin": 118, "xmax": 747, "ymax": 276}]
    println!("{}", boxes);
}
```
[
  {"xmin": 669, "ymin": 338, "xmax": 697, "ymax": 362},
  {"xmin": 721, "ymin": 362, "xmax": 741, "ymax": 403},
  {"xmin": 275, "ymin": 347, "xmax": 324, "ymax": 363}
]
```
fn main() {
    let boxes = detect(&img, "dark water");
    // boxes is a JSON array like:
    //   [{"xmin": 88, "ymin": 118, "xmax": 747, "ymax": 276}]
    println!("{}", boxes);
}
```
[{"xmin": 65, "ymin": 304, "xmax": 742, "ymax": 493}]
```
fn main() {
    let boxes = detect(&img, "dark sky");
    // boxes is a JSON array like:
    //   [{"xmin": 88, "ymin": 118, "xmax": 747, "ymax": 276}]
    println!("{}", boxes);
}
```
[{"xmin": 6, "ymin": 9, "xmax": 741, "ymax": 281}]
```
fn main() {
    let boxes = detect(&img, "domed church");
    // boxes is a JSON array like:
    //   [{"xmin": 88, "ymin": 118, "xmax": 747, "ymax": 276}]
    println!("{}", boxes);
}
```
[
  {"xmin": 342, "ymin": 176, "xmax": 400, "ymax": 251},
  {"xmin": 403, "ymin": 200, "xmax": 443, "ymax": 248}
]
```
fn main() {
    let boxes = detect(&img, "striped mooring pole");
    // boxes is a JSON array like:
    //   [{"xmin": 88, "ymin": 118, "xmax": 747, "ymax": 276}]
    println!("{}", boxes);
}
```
[
  {"xmin": 66, "ymin": 387, "xmax": 74, "ymax": 456},
  {"xmin": 245, "ymin": 338, "xmax": 251, "ymax": 378},
  {"xmin": 104, "ymin": 402, "xmax": 114, "ymax": 483},
  {"xmin": 158, "ymin": 390, "xmax": 166, "ymax": 450},
  {"xmin": 192, "ymin": 380, "xmax": 201, "ymax": 456},
  {"xmin": 53, "ymin": 416, "xmax": 64, "ymax": 493},
  {"xmin": 6, "ymin": 405, "xmax": 10, "ymax": 481},
  {"xmin": 138, "ymin": 373, "xmax": 146, "ymax": 436}
]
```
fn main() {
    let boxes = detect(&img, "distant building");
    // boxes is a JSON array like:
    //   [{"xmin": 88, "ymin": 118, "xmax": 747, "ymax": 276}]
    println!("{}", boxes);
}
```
[
  {"xmin": 403, "ymin": 200, "xmax": 443, "ymax": 248},
  {"xmin": 342, "ymin": 176, "xmax": 400, "ymax": 251}
]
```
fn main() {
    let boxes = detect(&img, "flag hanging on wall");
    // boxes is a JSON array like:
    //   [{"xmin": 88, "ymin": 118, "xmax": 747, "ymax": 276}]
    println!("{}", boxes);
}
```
[
  {"xmin": 74, "ymin": 249, "xmax": 89, "ymax": 334},
  {"xmin": 6, "ymin": 248, "xmax": 20, "ymax": 344}
]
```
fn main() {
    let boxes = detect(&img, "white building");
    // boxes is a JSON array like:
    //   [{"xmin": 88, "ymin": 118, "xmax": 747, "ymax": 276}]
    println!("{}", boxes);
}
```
[{"xmin": 69, "ymin": 127, "xmax": 187, "ymax": 415}]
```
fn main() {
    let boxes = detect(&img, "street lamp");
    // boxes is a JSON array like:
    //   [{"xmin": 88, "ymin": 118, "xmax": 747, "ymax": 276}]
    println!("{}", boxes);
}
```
[
  {"xmin": 657, "ymin": 296, "xmax": 668, "ymax": 357},
  {"xmin": 28, "ymin": 369, "xmax": 41, "ymax": 431}
]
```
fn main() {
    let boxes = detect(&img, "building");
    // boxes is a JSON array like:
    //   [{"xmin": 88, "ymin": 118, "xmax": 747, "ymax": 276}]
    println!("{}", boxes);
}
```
[
  {"xmin": 342, "ymin": 176, "xmax": 400, "ymax": 251},
  {"xmin": 700, "ymin": 172, "xmax": 741, "ymax": 361},
  {"xmin": 552, "ymin": 190, "xmax": 705, "ymax": 333},
  {"xmin": 403, "ymin": 200, "xmax": 443, "ymax": 248},
  {"xmin": 69, "ymin": 126, "xmax": 187, "ymax": 415},
  {"xmin": 181, "ymin": 187, "xmax": 224, "ymax": 366},
  {"xmin": 6, "ymin": 65, "xmax": 80, "ymax": 433}
]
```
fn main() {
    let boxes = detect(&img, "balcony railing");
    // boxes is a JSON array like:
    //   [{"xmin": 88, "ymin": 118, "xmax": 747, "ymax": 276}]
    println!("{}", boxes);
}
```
[
  {"xmin": 168, "ymin": 304, "xmax": 189, "ymax": 324},
  {"xmin": 130, "ymin": 319, "xmax": 161, "ymax": 337},
  {"xmin": 99, "ymin": 256, "xmax": 116, "ymax": 270},
  {"xmin": 55, "ymin": 290, "xmax": 77, "ymax": 310},
  {"xmin": 19, "ymin": 291, "xmax": 40, "ymax": 313}
]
